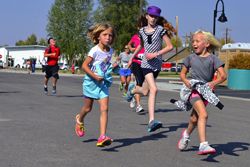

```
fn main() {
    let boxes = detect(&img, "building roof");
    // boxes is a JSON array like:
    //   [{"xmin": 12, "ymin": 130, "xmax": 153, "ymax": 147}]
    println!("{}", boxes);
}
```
[
  {"xmin": 221, "ymin": 43, "xmax": 250, "ymax": 51},
  {"xmin": 5, "ymin": 45, "xmax": 46, "ymax": 50}
]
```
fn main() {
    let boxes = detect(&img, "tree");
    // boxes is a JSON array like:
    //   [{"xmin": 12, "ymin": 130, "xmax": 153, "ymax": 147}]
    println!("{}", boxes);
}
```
[
  {"xmin": 171, "ymin": 36, "xmax": 182, "ymax": 48},
  {"xmin": 15, "ymin": 40, "xmax": 26, "ymax": 46},
  {"xmin": 94, "ymin": 0, "xmax": 147, "ymax": 52},
  {"xmin": 47, "ymin": 0, "xmax": 93, "ymax": 64},
  {"xmin": 26, "ymin": 34, "xmax": 38, "ymax": 45},
  {"xmin": 15, "ymin": 34, "xmax": 38, "ymax": 46},
  {"xmin": 38, "ymin": 38, "xmax": 47, "ymax": 46}
]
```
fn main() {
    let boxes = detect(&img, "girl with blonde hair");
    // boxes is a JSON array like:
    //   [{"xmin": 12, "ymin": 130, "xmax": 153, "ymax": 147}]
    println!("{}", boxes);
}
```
[
  {"xmin": 177, "ymin": 30, "xmax": 226, "ymax": 155},
  {"xmin": 75, "ymin": 23, "xmax": 116, "ymax": 147}
]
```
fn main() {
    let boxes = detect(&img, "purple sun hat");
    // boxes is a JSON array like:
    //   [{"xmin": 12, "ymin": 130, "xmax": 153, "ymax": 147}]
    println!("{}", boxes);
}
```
[{"xmin": 147, "ymin": 6, "xmax": 161, "ymax": 17}]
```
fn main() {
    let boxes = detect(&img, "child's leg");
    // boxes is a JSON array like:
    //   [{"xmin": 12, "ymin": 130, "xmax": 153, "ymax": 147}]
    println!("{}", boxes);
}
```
[
  {"xmin": 125, "ymin": 75, "xmax": 131, "ymax": 92},
  {"xmin": 177, "ymin": 106, "xmax": 199, "ymax": 151},
  {"xmin": 186, "ymin": 109, "xmax": 198, "ymax": 135},
  {"xmin": 75, "ymin": 97, "xmax": 93, "ymax": 137},
  {"xmin": 98, "ymin": 97, "xmax": 109, "ymax": 136},
  {"xmin": 120, "ymin": 75, "xmax": 126, "ymax": 86},
  {"xmin": 119, "ymin": 75, "xmax": 126, "ymax": 93},
  {"xmin": 52, "ymin": 77, "xmax": 58, "ymax": 88},
  {"xmin": 144, "ymin": 73, "xmax": 157, "ymax": 122},
  {"xmin": 192, "ymin": 100, "xmax": 208, "ymax": 143},
  {"xmin": 44, "ymin": 77, "xmax": 49, "ymax": 86},
  {"xmin": 192, "ymin": 100, "xmax": 215, "ymax": 154},
  {"xmin": 134, "ymin": 93, "xmax": 141, "ymax": 106},
  {"xmin": 78, "ymin": 97, "xmax": 94, "ymax": 123},
  {"xmin": 133, "ymin": 80, "xmax": 149, "ymax": 96},
  {"xmin": 96, "ymin": 97, "xmax": 113, "ymax": 147},
  {"xmin": 130, "ymin": 65, "xmax": 148, "ymax": 96}
]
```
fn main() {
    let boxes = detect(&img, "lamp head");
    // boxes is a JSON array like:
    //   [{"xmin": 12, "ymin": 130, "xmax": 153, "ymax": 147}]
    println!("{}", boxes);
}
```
[{"xmin": 218, "ymin": 12, "xmax": 228, "ymax": 22}]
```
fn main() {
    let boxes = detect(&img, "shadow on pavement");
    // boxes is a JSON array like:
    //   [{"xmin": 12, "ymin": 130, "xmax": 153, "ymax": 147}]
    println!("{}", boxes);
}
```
[
  {"xmin": 0, "ymin": 91, "xmax": 20, "ymax": 94},
  {"xmin": 155, "ymin": 108, "xmax": 183, "ymax": 113},
  {"xmin": 95, "ymin": 123, "xmax": 188, "ymax": 152},
  {"xmin": 137, "ymin": 108, "xmax": 182, "ymax": 116},
  {"xmin": 53, "ymin": 94, "xmax": 83, "ymax": 98},
  {"xmin": 201, "ymin": 142, "xmax": 250, "ymax": 162}
]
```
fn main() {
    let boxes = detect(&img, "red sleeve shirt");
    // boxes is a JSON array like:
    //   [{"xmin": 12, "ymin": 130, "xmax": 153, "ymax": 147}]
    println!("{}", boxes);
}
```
[
  {"xmin": 45, "ymin": 45, "xmax": 60, "ymax": 66},
  {"xmin": 130, "ymin": 34, "xmax": 145, "ymax": 65}
]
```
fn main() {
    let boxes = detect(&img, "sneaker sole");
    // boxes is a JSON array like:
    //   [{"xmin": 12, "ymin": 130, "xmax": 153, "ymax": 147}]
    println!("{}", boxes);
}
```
[
  {"xmin": 148, "ymin": 123, "xmax": 162, "ymax": 132},
  {"xmin": 96, "ymin": 139, "xmax": 112, "ymax": 147},
  {"xmin": 197, "ymin": 149, "xmax": 216, "ymax": 155},
  {"xmin": 136, "ymin": 109, "xmax": 144, "ymax": 113}
]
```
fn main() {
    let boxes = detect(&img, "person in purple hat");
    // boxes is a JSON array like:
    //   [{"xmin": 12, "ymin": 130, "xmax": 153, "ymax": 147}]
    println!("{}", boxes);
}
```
[{"xmin": 127, "ymin": 6, "xmax": 173, "ymax": 132}]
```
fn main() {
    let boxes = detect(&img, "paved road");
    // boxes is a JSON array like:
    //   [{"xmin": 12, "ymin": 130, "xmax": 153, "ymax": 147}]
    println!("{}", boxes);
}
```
[
  {"xmin": 156, "ymin": 78, "xmax": 250, "ymax": 100},
  {"xmin": 0, "ymin": 72, "xmax": 250, "ymax": 167}
]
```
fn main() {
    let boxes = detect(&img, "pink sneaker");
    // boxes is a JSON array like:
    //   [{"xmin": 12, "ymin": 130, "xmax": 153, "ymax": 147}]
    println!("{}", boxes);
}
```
[
  {"xmin": 75, "ymin": 114, "xmax": 85, "ymax": 137},
  {"xmin": 96, "ymin": 135, "xmax": 113, "ymax": 147}
]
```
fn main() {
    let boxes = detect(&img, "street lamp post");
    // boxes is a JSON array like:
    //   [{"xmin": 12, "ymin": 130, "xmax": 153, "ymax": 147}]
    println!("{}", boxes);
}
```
[{"xmin": 213, "ymin": 0, "xmax": 228, "ymax": 36}]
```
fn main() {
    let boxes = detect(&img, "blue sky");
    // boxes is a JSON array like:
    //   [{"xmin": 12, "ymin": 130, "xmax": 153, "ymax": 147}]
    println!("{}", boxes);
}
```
[{"xmin": 0, "ymin": 0, "xmax": 249, "ymax": 46}]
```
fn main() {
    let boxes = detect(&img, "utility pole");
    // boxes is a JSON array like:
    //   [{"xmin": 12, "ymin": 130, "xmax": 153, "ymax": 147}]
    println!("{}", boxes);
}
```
[
  {"xmin": 182, "ymin": 33, "xmax": 191, "ymax": 48},
  {"xmin": 175, "ymin": 16, "xmax": 179, "ymax": 53},
  {"xmin": 175, "ymin": 16, "xmax": 179, "ymax": 73},
  {"xmin": 225, "ymin": 27, "xmax": 232, "ymax": 44}
]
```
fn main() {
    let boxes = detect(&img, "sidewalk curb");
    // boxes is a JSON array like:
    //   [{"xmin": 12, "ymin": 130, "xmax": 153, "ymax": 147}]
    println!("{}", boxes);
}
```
[{"xmin": 1, "ymin": 69, "xmax": 250, "ymax": 101}]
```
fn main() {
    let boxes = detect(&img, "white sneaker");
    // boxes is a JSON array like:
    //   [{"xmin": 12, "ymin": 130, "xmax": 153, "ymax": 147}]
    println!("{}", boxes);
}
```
[
  {"xmin": 135, "ymin": 105, "xmax": 144, "ymax": 113},
  {"xmin": 197, "ymin": 142, "xmax": 216, "ymax": 155},
  {"xmin": 129, "ymin": 97, "xmax": 136, "ymax": 108},
  {"xmin": 177, "ymin": 129, "xmax": 190, "ymax": 151}
]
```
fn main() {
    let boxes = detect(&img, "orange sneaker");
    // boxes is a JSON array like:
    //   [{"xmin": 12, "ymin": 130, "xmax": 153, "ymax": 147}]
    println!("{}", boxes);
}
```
[
  {"xmin": 75, "ymin": 114, "xmax": 85, "ymax": 137},
  {"xmin": 96, "ymin": 135, "xmax": 113, "ymax": 147}
]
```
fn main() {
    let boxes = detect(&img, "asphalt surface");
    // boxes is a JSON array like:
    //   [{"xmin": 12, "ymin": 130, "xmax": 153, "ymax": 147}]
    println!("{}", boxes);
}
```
[{"xmin": 0, "ymin": 72, "xmax": 250, "ymax": 167}]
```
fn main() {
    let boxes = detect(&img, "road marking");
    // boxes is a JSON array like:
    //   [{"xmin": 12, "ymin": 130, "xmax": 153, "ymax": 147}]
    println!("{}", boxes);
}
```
[
  {"xmin": 0, "ymin": 118, "xmax": 11, "ymax": 122},
  {"xmin": 219, "ymin": 95, "xmax": 250, "ymax": 101}
]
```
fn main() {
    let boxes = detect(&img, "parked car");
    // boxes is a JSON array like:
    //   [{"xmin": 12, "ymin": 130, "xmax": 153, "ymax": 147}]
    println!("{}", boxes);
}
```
[
  {"xmin": 59, "ymin": 63, "xmax": 69, "ymax": 70},
  {"xmin": 161, "ymin": 62, "xmax": 172, "ymax": 71},
  {"xmin": 170, "ymin": 66, "xmax": 182, "ymax": 72},
  {"xmin": 74, "ymin": 66, "xmax": 80, "ymax": 71}
]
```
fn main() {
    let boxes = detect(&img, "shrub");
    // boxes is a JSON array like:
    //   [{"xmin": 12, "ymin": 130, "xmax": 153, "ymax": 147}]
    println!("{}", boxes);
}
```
[{"xmin": 228, "ymin": 53, "xmax": 250, "ymax": 69}]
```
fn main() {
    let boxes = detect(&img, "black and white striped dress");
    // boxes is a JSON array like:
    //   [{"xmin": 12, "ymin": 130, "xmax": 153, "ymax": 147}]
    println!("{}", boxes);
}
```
[{"xmin": 139, "ymin": 25, "xmax": 166, "ymax": 71}]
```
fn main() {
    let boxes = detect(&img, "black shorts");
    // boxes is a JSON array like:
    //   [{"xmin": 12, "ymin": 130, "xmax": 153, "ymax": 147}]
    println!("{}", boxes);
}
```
[
  {"xmin": 142, "ymin": 68, "xmax": 160, "ymax": 79},
  {"xmin": 42, "ymin": 65, "xmax": 47, "ymax": 73},
  {"xmin": 131, "ymin": 62, "xmax": 144, "ymax": 87},
  {"xmin": 45, "ymin": 65, "xmax": 59, "ymax": 79}
]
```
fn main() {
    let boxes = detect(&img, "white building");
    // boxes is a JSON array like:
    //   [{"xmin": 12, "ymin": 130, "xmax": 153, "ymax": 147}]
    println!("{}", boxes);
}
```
[
  {"xmin": 221, "ymin": 43, "xmax": 250, "ymax": 51},
  {"xmin": 0, "ymin": 45, "xmax": 46, "ymax": 68}
]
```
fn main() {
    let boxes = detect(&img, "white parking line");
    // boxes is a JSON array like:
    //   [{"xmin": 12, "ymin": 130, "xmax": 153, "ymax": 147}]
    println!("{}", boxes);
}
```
[{"xmin": 0, "ymin": 118, "xmax": 11, "ymax": 122}]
